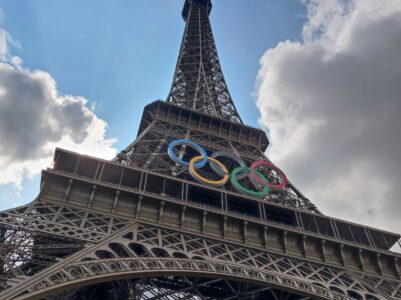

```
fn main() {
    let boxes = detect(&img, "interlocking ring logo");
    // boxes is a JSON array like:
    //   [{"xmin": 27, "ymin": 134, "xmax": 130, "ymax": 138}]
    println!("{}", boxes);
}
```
[{"xmin": 167, "ymin": 139, "xmax": 287, "ymax": 197}]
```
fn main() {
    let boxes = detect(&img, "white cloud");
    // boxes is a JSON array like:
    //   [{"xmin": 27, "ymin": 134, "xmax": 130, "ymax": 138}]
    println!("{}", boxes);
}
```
[
  {"xmin": 256, "ymin": 0, "xmax": 401, "ymax": 236},
  {"xmin": 0, "ymin": 26, "xmax": 117, "ymax": 188},
  {"xmin": 0, "ymin": 28, "xmax": 11, "ymax": 60}
]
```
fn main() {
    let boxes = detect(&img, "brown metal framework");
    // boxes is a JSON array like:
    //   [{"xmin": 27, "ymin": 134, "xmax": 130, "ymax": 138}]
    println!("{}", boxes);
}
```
[{"xmin": 0, "ymin": 0, "xmax": 400, "ymax": 299}]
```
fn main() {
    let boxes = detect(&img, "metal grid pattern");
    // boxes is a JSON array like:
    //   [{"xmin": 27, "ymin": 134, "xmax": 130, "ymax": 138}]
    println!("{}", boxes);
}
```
[
  {"xmin": 0, "ymin": 200, "xmax": 129, "ymax": 288},
  {"xmin": 122, "ymin": 120, "xmax": 318, "ymax": 213},
  {"xmin": 2, "ymin": 222, "xmax": 396, "ymax": 299},
  {"xmin": 46, "ymin": 278, "xmax": 316, "ymax": 300},
  {"xmin": 167, "ymin": 0, "xmax": 242, "ymax": 123}
]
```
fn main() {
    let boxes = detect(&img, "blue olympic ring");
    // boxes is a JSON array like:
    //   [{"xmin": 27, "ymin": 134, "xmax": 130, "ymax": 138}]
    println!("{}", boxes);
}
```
[{"xmin": 167, "ymin": 139, "xmax": 208, "ymax": 168}]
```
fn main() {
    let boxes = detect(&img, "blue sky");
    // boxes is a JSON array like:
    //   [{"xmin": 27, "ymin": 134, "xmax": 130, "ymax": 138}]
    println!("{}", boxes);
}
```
[{"xmin": 0, "ymin": 0, "xmax": 306, "ymax": 209}]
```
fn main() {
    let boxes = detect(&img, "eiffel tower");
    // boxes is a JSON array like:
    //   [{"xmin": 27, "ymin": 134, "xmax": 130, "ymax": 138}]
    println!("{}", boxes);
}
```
[{"xmin": 1, "ymin": 0, "xmax": 400, "ymax": 299}]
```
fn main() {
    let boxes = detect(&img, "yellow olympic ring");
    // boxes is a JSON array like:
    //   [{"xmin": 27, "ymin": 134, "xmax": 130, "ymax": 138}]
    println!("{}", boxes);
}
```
[{"xmin": 189, "ymin": 156, "xmax": 229, "ymax": 186}]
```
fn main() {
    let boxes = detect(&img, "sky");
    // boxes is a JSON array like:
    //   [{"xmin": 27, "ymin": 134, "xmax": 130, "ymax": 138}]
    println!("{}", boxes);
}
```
[{"xmin": 0, "ymin": 0, "xmax": 400, "ymax": 248}]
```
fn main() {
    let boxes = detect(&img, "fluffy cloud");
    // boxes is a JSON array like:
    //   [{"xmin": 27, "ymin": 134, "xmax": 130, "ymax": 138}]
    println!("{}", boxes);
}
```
[
  {"xmin": 256, "ymin": 0, "xmax": 401, "ymax": 237},
  {"xmin": 0, "ymin": 28, "xmax": 116, "ymax": 187}
]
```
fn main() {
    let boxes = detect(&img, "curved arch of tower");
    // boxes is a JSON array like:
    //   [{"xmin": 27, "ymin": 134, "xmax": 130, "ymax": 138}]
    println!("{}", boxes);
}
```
[{"xmin": 1, "ymin": 0, "xmax": 400, "ymax": 299}]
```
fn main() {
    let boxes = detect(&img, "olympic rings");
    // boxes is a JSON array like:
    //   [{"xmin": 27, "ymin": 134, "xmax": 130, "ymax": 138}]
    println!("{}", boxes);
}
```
[
  {"xmin": 167, "ymin": 139, "xmax": 288, "ymax": 197},
  {"xmin": 189, "ymin": 156, "xmax": 229, "ymax": 186}
]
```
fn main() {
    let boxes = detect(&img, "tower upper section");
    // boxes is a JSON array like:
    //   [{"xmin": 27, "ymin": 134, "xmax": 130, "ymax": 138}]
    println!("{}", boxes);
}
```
[
  {"xmin": 167, "ymin": 0, "xmax": 243, "ymax": 123},
  {"xmin": 182, "ymin": 0, "xmax": 212, "ymax": 21}
]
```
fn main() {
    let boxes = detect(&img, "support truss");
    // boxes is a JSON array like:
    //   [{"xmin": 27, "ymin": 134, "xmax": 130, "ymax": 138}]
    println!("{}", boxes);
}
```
[
  {"xmin": 167, "ymin": 0, "xmax": 242, "ymax": 123},
  {"xmin": 1, "ymin": 220, "xmax": 399, "ymax": 299}
]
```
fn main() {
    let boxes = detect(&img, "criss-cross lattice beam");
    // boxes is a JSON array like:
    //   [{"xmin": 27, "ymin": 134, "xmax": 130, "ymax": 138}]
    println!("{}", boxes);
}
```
[
  {"xmin": 0, "ymin": 199, "xmax": 132, "ymax": 286},
  {"xmin": 2, "ymin": 221, "xmax": 398, "ymax": 299},
  {"xmin": 0, "ymin": 223, "xmax": 353, "ymax": 300},
  {"xmin": 167, "ymin": 0, "xmax": 242, "ymax": 123}
]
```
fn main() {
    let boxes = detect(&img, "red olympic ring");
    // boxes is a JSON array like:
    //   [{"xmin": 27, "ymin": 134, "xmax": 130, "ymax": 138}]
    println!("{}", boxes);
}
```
[{"xmin": 250, "ymin": 161, "xmax": 287, "ymax": 190}]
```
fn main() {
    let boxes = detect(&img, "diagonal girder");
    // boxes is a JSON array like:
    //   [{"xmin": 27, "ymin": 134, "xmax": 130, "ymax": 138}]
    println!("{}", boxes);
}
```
[{"xmin": 2, "ymin": 221, "xmax": 398, "ymax": 299}]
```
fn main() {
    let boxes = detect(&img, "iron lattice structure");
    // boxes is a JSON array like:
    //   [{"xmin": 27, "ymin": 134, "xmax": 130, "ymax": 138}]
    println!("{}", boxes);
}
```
[
  {"xmin": 1, "ymin": 0, "xmax": 401, "ymax": 299},
  {"xmin": 167, "ymin": 0, "xmax": 242, "ymax": 123}
]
